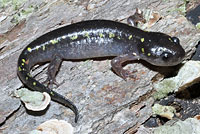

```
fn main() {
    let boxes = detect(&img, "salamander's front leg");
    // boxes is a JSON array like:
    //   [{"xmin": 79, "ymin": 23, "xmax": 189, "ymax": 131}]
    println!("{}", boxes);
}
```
[
  {"xmin": 111, "ymin": 53, "xmax": 140, "ymax": 80},
  {"xmin": 46, "ymin": 55, "xmax": 62, "ymax": 88}
]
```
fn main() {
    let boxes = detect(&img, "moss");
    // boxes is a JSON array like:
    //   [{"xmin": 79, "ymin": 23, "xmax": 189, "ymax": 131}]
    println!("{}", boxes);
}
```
[
  {"xmin": 153, "ymin": 79, "xmax": 177, "ymax": 100},
  {"xmin": 0, "ymin": 0, "xmax": 28, "ymax": 10},
  {"xmin": 153, "ymin": 118, "xmax": 200, "ymax": 134},
  {"xmin": 196, "ymin": 23, "xmax": 200, "ymax": 29},
  {"xmin": 16, "ymin": 88, "xmax": 44, "ymax": 106},
  {"xmin": 152, "ymin": 104, "xmax": 175, "ymax": 119},
  {"xmin": 11, "ymin": 5, "xmax": 35, "ymax": 24},
  {"xmin": 0, "ymin": 0, "xmax": 36, "ymax": 24},
  {"xmin": 166, "ymin": 0, "xmax": 189, "ymax": 15},
  {"xmin": 153, "ymin": 61, "xmax": 200, "ymax": 100}
]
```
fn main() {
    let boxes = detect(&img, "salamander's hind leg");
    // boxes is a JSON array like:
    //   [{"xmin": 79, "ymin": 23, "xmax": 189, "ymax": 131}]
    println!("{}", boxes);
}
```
[
  {"xmin": 111, "ymin": 53, "xmax": 140, "ymax": 80},
  {"xmin": 45, "ymin": 55, "xmax": 63, "ymax": 88},
  {"xmin": 127, "ymin": 8, "xmax": 146, "ymax": 27}
]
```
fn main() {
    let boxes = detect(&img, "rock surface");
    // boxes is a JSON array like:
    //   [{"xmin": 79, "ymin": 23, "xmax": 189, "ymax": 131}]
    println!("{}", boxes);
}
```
[{"xmin": 0, "ymin": 0, "xmax": 199, "ymax": 133}]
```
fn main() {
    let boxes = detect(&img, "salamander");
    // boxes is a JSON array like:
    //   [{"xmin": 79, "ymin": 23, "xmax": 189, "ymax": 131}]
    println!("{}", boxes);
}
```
[{"xmin": 17, "ymin": 19, "xmax": 185, "ymax": 123}]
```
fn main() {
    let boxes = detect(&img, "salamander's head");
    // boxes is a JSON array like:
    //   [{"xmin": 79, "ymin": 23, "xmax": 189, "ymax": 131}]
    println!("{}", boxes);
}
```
[{"xmin": 138, "ymin": 32, "xmax": 185, "ymax": 66}]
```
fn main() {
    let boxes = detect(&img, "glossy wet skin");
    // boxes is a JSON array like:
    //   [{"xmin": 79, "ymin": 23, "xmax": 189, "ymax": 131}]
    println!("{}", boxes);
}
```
[
  {"xmin": 138, "ymin": 32, "xmax": 185, "ymax": 66},
  {"xmin": 17, "ymin": 19, "xmax": 185, "ymax": 123}
]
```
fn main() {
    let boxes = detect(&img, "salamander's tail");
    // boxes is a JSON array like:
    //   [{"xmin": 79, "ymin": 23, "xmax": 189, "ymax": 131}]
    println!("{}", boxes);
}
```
[
  {"xmin": 49, "ymin": 87, "xmax": 79, "ymax": 123},
  {"xmin": 17, "ymin": 59, "xmax": 79, "ymax": 122}
]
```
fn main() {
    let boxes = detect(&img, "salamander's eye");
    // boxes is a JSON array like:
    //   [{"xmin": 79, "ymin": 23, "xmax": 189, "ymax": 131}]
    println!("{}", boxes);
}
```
[
  {"xmin": 171, "ymin": 37, "xmax": 180, "ymax": 45},
  {"xmin": 161, "ymin": 52, "xmax": 170, "ymax": 61}
]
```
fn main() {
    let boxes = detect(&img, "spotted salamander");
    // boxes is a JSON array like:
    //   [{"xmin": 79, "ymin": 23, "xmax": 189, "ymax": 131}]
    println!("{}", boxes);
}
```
[{"xmin": 17, "ymin": 19, "xmax": 185, "ymax": 123}]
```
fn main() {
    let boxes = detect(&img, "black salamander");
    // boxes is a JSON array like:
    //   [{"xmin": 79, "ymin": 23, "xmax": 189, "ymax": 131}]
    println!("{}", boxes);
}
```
[{"xmin": 17, "ymin": 19, "xmax": 185, "ymax": 122}]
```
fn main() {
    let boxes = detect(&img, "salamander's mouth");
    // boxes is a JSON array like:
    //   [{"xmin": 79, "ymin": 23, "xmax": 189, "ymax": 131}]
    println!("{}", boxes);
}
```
[
  {"xmin": 173, "ymin": 48, "xmax": 185, "ymax": 65},
  {"xmin": 161, "ymin": 47, "xmax": 185, "ymax": 66}
]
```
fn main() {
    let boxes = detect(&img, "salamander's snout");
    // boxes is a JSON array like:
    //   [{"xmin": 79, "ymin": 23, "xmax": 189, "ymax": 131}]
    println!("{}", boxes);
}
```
[{"xmin": 159, "ymin": 45, "xmax": 185, "ymax": 66}]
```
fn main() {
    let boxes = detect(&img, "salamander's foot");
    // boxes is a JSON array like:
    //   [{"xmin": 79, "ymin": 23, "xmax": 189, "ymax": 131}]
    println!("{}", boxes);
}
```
[
  {"xmin": 111, "ymin": 54, "xmax": 140, "ymax": 81},
  {"xmin": 43, "ymin": 77, "xmax": 59, "ymax": 89},
  {"xmin": 46, "ymin": 55, "xmax": 62, "ymax": 88},
  {"xmin": 127, "ymin": 8, "xmax": 146, "ymax": 27},
  {"xmin": 120, "ymin": 69, "xmax": 137, "ymax": 80},
  {"xmin": 49, "ymin": 79, "xmax": 59, "ymax": 88}
]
